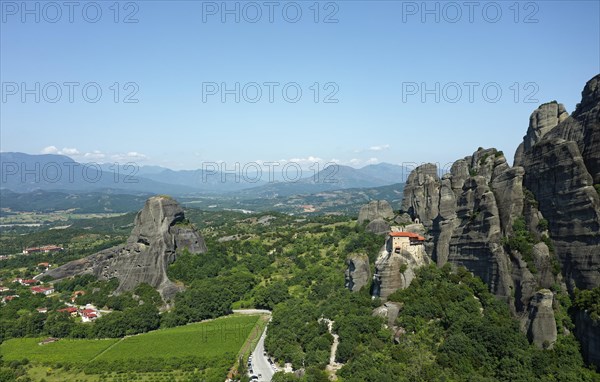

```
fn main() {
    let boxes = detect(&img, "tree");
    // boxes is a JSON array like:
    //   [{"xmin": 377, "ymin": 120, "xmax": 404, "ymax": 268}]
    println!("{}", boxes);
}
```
[{"xmin": 43, "ymin": 312, "xmax": 74, "ymax": 338}]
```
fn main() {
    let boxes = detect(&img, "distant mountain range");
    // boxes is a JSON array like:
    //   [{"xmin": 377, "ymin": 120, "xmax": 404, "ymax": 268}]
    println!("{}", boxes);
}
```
[
  {"xmin": 0, "ymin": 152, "xmax": 410, "ymax": 196},
  {"xmin": 0, "ymin": 189, "xmax": 149, "ymax": 214}
]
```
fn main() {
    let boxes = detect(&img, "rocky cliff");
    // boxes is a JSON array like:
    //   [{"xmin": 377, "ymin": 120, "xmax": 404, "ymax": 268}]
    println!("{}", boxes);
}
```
[
  {"xmin": 399, "ymin": 74, "xmax": 600, "ymax": 360},
  {"xmin": 516, "ymin": 77, "xmax": 600, "ymax": 292},
  {"xmin": 357, "ymin": 200, "xmax": 394, "ymax": 224},
  {"xmin": 344, "ymin": 253, "xmax": 371, "ymax": 292},
  {"xmin": 401, "ymin": 149, "xmax": 534, "ymax": 306},
  {"xmin": 522, "ymin": 289, "xmax": 557, "ymax": 348},
  {"xmin": 46, "ymin": 196, "xmax": 207, "ymax": 300},
  {"xmin": 575, "ymin": 311, "xmax": 600, "ymax": 368}
]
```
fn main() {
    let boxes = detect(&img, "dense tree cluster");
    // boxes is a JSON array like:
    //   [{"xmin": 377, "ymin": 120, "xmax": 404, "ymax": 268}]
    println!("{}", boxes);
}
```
[
  {"xmin": 574, "ymin": 286, "xmax": 600, "ymax": 321},
  {"xmin": 0, "ymin": 278, "xmax": 162, "ymax": 341}
]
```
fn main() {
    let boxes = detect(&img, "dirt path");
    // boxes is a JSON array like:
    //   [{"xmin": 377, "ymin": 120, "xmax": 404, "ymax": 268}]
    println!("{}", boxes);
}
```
[
  {"xmin": 319, "ymin": 318, "xmax": 342, "ymax": 380},
  {"xmin": 89, "ymin": 337, "xmax": 124, "ymax": 362}
]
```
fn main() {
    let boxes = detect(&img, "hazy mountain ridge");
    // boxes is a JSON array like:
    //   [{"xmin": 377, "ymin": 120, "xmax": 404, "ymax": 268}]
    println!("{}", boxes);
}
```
[{"xmin": 1, "ymin": 153, "xmax": 409, "ymax": 196}]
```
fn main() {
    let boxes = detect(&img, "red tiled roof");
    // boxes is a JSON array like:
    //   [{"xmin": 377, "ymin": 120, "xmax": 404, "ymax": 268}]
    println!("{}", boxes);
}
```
[
  {"xmin": 31, "ymin": 286, "xmax": 53, "ymax": 293},
  {"xmin": 389, "ymin": 231, "xmax": 426, "ymax": 241},
  {"xmin": 81, "ymin": 309, "xmax": 97, "ymax": 317},
  {"xmin": 58, "ymin": 307, "xmax": 78, "ymax": 313}
]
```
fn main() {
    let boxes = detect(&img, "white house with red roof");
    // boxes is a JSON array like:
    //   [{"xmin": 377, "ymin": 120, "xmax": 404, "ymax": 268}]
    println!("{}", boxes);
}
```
[
  {"xmin": 30, "ymin": 286, "xmax": 54, "ymax": 295},
  {"xmin": 23, "ymin": 245, "xmax": 63, "ymax": 254},
  {"xmin": 2, "ymin": 295, "xmax": 19, "ymax": 303},
  {"xmin": 58, "ymin": 306, "xmax": 78, "ymax": 316},
  {"xmin": 80, "ymin": 305, "xmax": 101, "ymax": 322},
  {"xmin": 14, "ymin": 278, "xmax": 38, "ymax": 286}
]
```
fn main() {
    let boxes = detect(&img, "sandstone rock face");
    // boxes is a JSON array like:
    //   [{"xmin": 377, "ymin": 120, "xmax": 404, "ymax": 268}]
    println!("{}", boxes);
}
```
[
  {"xmin": 397, "ymin": 74, "xmax": 600, "ymax": 357},
  {"xmin": 372, "ymin": 301, "xmax": 403, "ymax": 327},
  {"xmin": 400, "ymin": 148, "xmax": 567, "ymax": 319},
  {"xmin": 401, "ymin": 163, "xmax": 440, "ymax": 226},
  {"xmin": 402, "ymin": 151, "xmax": 522, "ymax": 302},
  {"xmin": 523, "ymin": 289, "xmax": 557, "ymax": 348},
  {"xmin": 394, "ymin": 213, "xmax": 413, "ymax": 225},
  {"xmin": 46, "ymin": 196, "xmax": 207, "ymax": 300},
  {"xmin": 514, "ymin": 101, "xmax": 569, "ymax": 166},
  {"xmin": 519, "ymin": 76, "xmax": 600, "ymax": 292},
  {"xmin": 358, "ymin": 200, "xmax": 394, "ymax": 224},
  {"xmin": 372, "ymin": 236, "xmax": 430, "ymax": 300},
  {"xmin": 575, "ymin": 311, "xmax": 600, "ymax": 368},
  {"xmin": 345, "ymin": 253, "xmax": 371, "ymax": 292},
  {"xmin": 366, "ymin": 218, "xmax": 391, "ymax": 235}
]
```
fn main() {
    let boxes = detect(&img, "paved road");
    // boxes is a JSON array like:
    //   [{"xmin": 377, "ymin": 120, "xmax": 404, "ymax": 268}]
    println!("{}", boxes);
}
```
[{"xmin": 250, "ymin": 327, "xmax": 275, "ymax": 382}]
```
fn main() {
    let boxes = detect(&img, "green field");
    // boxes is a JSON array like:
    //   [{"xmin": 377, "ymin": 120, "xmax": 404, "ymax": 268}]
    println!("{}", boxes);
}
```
[
  {"xmin": 0, "ymin": 337, "xmax": 119, "ymax": 364},
  {"xmin": 95, "ymin": 315, "xmax": 260, "ymax": 362},
  {"xmin": 1, "ymin": 314, "xmax": 262, "ymax": 378}
]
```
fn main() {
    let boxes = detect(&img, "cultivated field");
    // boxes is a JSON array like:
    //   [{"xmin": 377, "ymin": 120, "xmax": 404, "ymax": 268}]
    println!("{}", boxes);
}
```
[
  {"xmin": 95, "ymin": 315, "xmax": 260, "ymax": 362},
  {"xmin": 0, "ymin": 337, "xmax": 119, "ymax": 364},
  {"xmin": 1, "ymin": 314, "xmax": 263, "ymax": 381}
]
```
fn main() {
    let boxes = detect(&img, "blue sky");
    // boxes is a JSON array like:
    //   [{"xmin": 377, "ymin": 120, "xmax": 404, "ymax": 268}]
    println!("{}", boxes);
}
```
[{"xmin": 1, "ymin": 0, "xmax": 599, "ymax": 170}]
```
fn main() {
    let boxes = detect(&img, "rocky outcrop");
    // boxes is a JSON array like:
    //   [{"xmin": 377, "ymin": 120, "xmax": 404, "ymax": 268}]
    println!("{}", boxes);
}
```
[
  {"xmin": 401, "ymin": 164, "xmax": 440, "ymax": 226},
  {"xmin": 514, "ymin": 101, "xmax": 569, "ymax": 166},
  {"xmin": 402, "ymin": 150, "xmax": 523, "ymax": 302},
  {"xmin": 366, "ymin": 218, "xmax": 391, "ymax": 235},
  {"xmin": 575, "ymin": 311, "xmax": 600, "ymax": 368},
  {"xmin": 400, "ymin": 147, "xmax": 569, "ymax": 320},
  {"xmin": 398, "ymin": 75, "xmax": 600, "ymax": 358},
  {"xmin": 372, "ymin": 301, "xmax": 403, "ymax": 327},
  {"xmin": 45, "ymin": 196, "xmax": 206, "ymax": 300},
  {"xmin": 518, "ymin": 76, "xmax": 600, "ymax": 292},
  {"xmin": 345, "ymin": 254, "xmax": 371, "ymax": 292},
  {"xmin": 358, "ymin": 200, "xmax": 394, "ymax": 224},
  {"xmin": 372, "ymin": 233, "xmax": 430, "ymax": 300},
  {"xmin": 523, "ymin": 289, "xmax": 557, "ymax": 349}
]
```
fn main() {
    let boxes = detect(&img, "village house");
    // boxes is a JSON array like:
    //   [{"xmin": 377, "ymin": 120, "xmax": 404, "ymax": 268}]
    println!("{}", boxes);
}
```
[
  {"xmin": 38, "ymin": 262, "xmax": 51, "ymax": 270},
  {"xmin": 39, "ymin": 337, "xmax": 59, "ymax": 345},
  {"xmin": 14, "ymin": 278, "xmax": 38, "ymax": 286},
  {"xmin": 22, "ymin": 245, "xmax": 63, "ymax": 255},
  {"xmin": 30, "ymin": 286, "xmax": 54, "ymax": 296},
  {"xmin": 71, "ymin": 290, "xmax": 86, "ymax": 303},
  {"xmin": 0, "ymin": 286, "xmax": 10, "ymax": 293},
  {"xmin": 81, "ymin": 308, "xmax": 99, "ymax": 322},
  {"xmin": 58, "ymin": 306, "xmax": 78, "ymax": 317},
  {"xmin": 2, "ymin": 295, "xmax": 19, "ymax": 303},
  {"xmin": 36, "ymin": 307, "xmax": 48, "ymax": 313}
]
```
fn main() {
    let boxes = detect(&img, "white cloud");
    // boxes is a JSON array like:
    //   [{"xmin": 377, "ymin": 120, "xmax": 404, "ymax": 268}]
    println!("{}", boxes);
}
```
[
  {"xmin": 83, "ymin": 150, "xmax": 106, "ymax": 160},
  {"xmin": 111, "ymin": 151, "xmax": 149, "ymax": 163},
  {"xmin": 40, "ymin": 147, "xmax": 150, "ymax": 164},
  {"xmin": 288, "ymin": 156, "xmax": 323, "ymax": 164},
  {"xmin": 61, "ymin": 147, "xmax": 80, "ymax": 155},
  {"xmin": 41, "ymin": 146, "xmax": 80, "ymax": 156},
  {"xmin": 366, "ymin": 157, "xmax": 379, "ymax": 164},
  {"xmin": 41, "ymin": 146, "xmax": 59, "ymax": 154},
  {"xmin": 349, "ymin": 158, "xmax": 361, "ymax": 166},
  {"xmin": 369, "ymin": 144, "xmax": 390, "ymax": 152}
]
